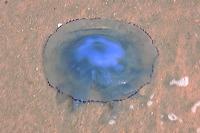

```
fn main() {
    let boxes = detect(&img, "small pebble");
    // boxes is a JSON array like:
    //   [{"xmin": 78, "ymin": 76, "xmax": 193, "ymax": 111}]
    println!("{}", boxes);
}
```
[
  {"xmin": 150, "ymin": 94, "xmax": 154, "ymax": 99},
  {"xmin": 58, "ymin": 23, "xmax": 62, "ymax": 27},
  {"xmin": 147, "ymin": 100, "xmax": 153, "ymax": 107},
  {"xmin": 168, "ymin": 113, "xmax": 178, "ymax": 121},
  {"xmin": 109, "ymin": 120, "xmax": 115, "ymax": 125},
  {"xmin": 129, "ymin": 104, "xmax": 134, "ymax": 109},
  {"xmin": 191, "ymin": 101, "xmax": 200, "ymax": 113},
  {"xmin": 170, "ymin": 76, "xmax": 189, "ymax": 87}
]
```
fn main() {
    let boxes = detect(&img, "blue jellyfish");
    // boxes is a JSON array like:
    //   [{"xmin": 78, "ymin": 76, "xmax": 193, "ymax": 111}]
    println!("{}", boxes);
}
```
[{"xmin": 44, "ymin": 19, "xmax": 158, "ymax": 104}]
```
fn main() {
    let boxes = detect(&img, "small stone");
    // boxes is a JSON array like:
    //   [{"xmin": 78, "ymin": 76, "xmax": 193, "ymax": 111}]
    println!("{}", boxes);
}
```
[
  {"xmin": 129, "ymin": 104, "xmax": 134, "ymax": 109},
  {"xmin": 150, "ymin": 94, "xmax": 154, "ymax": 99},
  {"xmin": 147, "ymin": 100, "xmax": 153, "ymax": 106},
  {"xmin": 109, "ymin": 120, "xmax": 115, "ymax": 125},
  {"xmin": 170, "ymin": 76, "xmax": 189, "ymax": 87},
  {"xmin": 58, "ymin": 23, "xmax": 62, "ymax": 27},
  {"xmin": 191, "ymin": 101, "xmax": 200, "ymax": 113},
  {"xmin": 168, "ymin": 113, "xmax": 178, "ymax": 121}
]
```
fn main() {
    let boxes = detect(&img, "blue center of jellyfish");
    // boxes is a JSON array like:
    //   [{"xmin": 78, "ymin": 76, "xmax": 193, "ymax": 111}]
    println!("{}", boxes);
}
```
[
  {"xmin": 75, "ymin": 35, "xmax": 124, "ymax": 68},
  {"xmin": 66, "ymin": 34, "xmax": 127, "ymax": 86}
]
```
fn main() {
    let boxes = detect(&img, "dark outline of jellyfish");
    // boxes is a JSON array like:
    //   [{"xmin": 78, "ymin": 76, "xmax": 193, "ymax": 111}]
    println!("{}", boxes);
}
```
[{"xmin": 43, "ymin": 18, "xmax": 159, "ymax": 103}]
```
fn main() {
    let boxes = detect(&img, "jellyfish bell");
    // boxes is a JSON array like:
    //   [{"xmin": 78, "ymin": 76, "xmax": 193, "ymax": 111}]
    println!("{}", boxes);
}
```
[{"xmin": 44, "ymin": 19, "xmax": 158, "ymax": 103}]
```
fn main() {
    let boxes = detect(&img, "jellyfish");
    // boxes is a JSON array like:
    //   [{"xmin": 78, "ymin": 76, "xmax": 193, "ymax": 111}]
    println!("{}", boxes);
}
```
[{"xmin": 44, "ymin": 19, "xmax": 158, "ymax": 108}]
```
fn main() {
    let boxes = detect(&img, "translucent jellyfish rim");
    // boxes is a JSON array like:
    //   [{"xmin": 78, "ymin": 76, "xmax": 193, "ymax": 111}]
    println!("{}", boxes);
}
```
[{"xmin": 43, "ymin": 18, "xmax": 159, "ymax": 103}]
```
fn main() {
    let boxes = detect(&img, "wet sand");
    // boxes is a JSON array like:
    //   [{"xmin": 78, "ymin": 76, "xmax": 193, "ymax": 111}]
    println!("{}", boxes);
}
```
[{"xmin": 0, "ymin": 0, "xmax": 199, "ymax": 132}]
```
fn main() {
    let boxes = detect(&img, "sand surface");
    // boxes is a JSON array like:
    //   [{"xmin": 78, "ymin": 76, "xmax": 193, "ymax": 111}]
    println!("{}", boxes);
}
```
[{"xmin": 0, "ymin": 0, "xmax": 199, "ymax": 132}]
